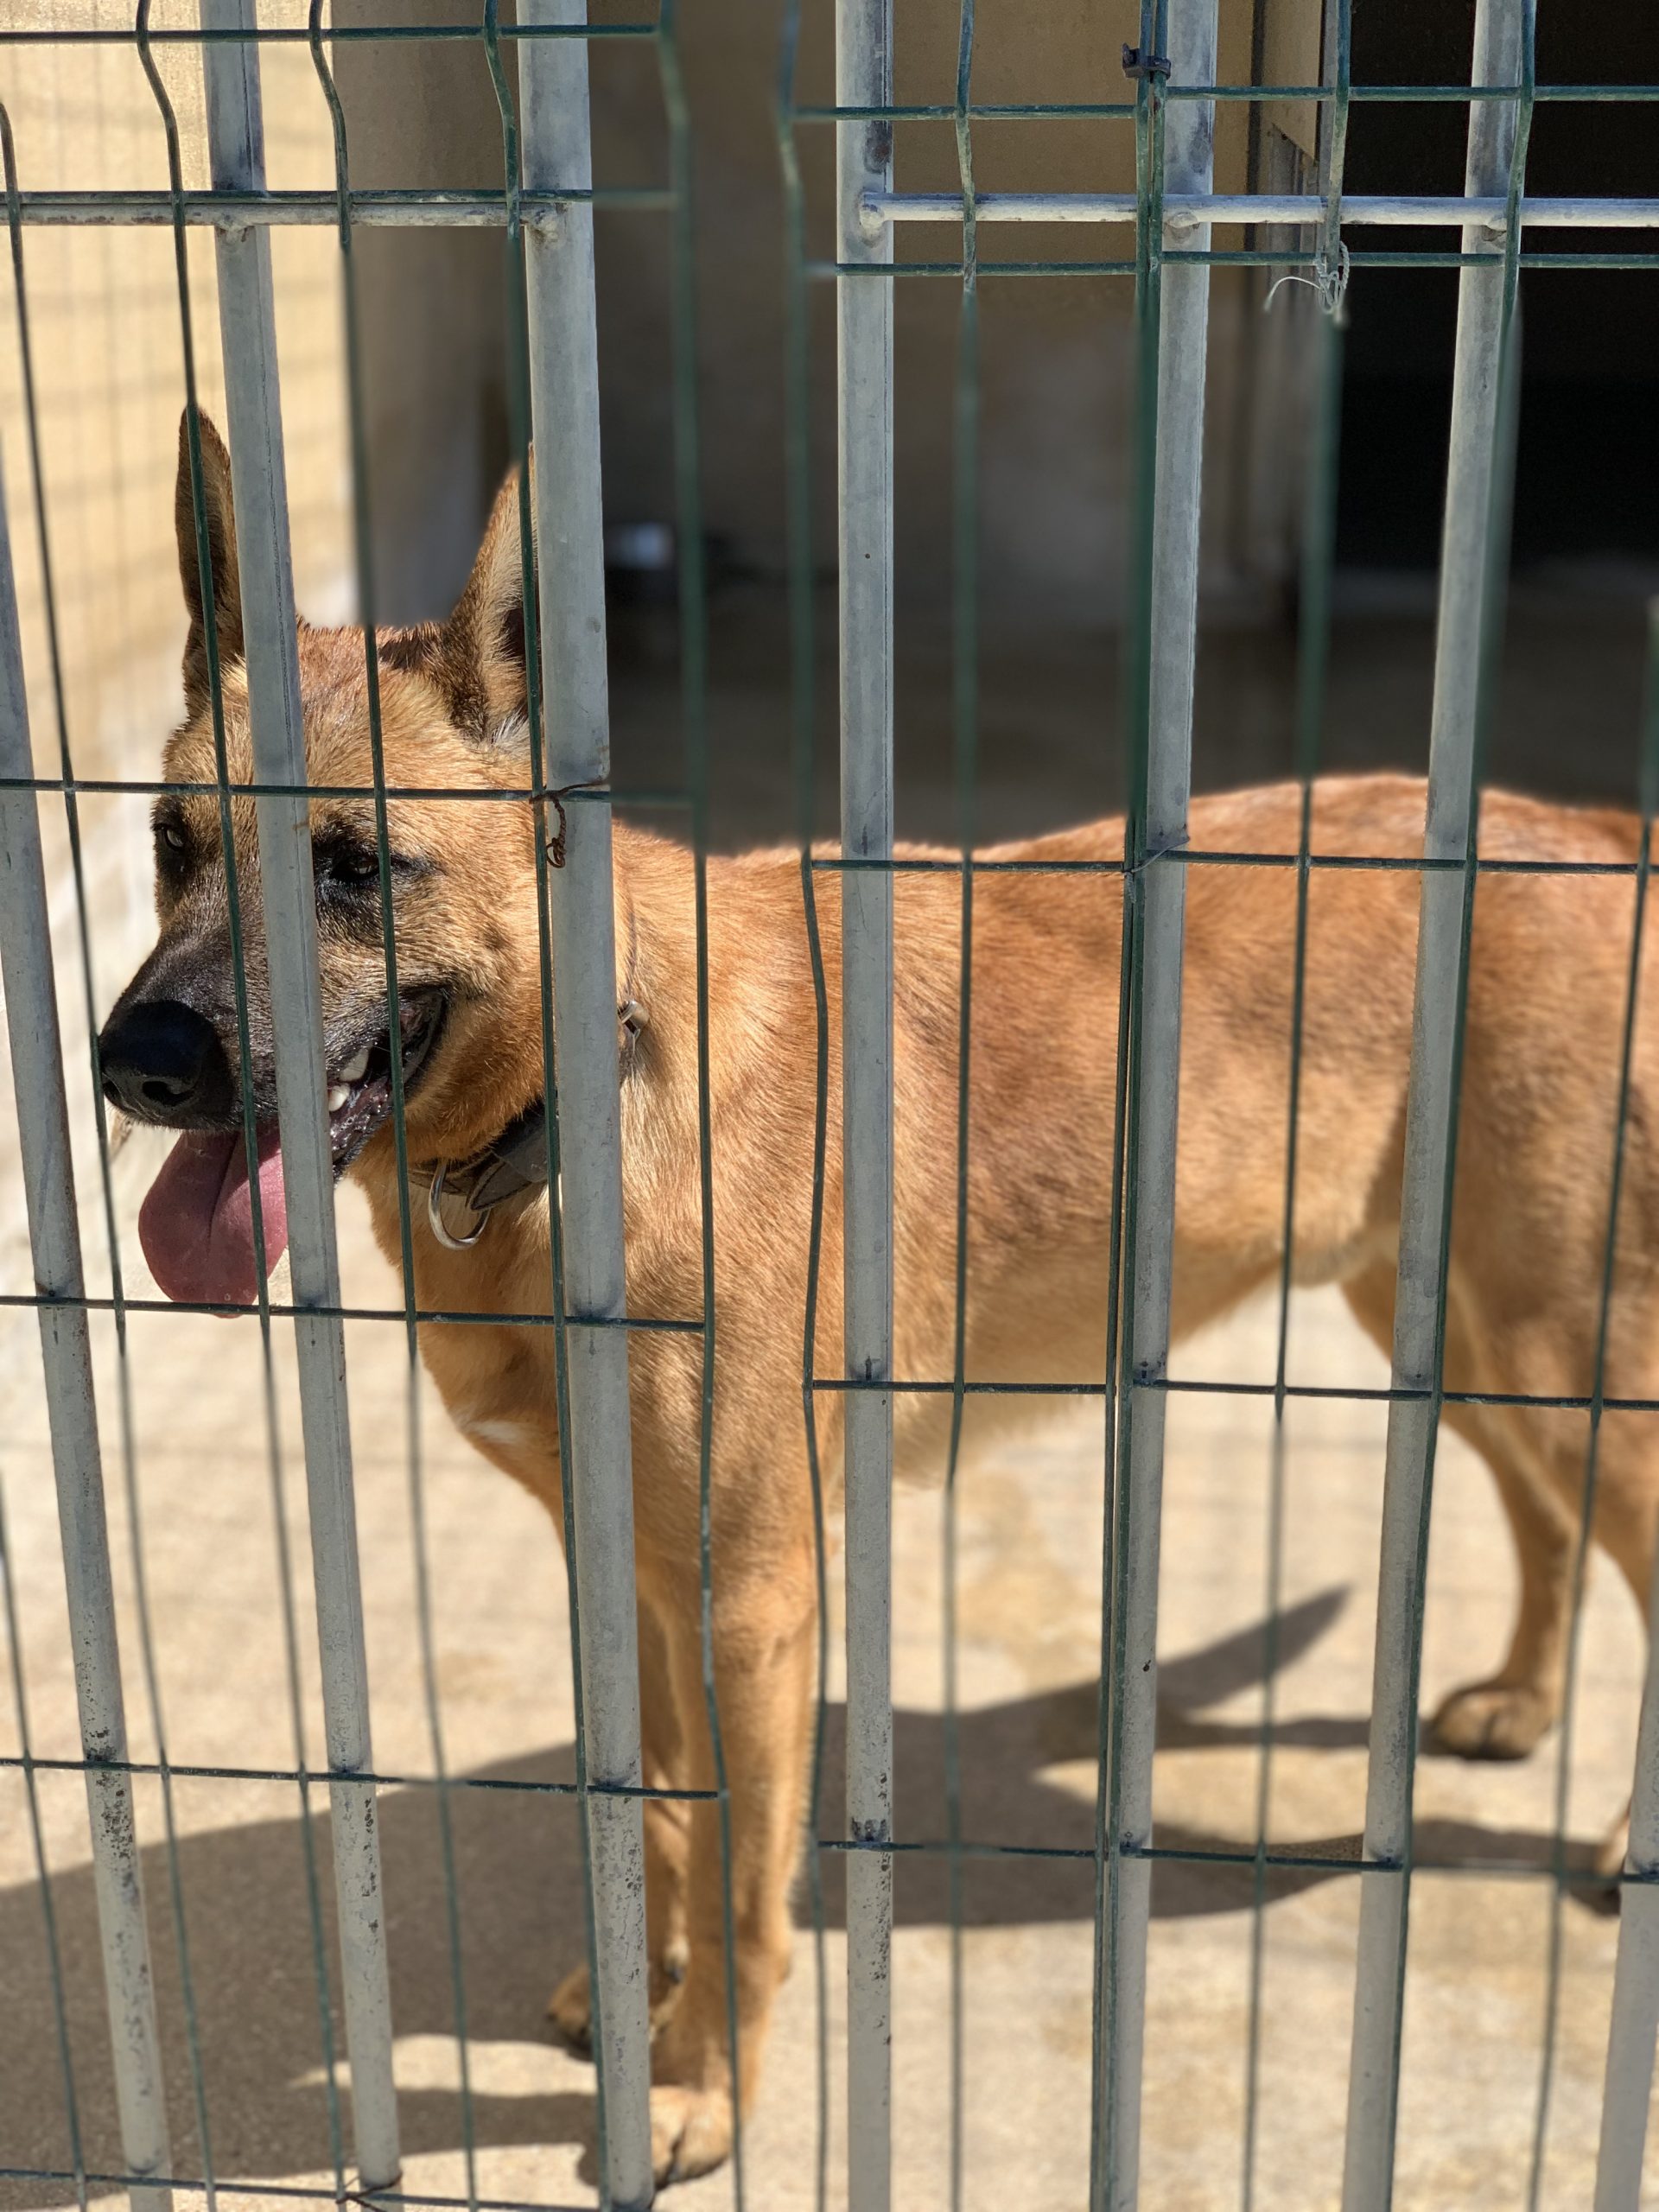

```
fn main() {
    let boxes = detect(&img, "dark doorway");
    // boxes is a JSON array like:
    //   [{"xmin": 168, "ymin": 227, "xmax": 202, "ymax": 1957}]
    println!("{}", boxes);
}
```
[{"xmin": 1334, "ymin": 3, "xmax": 1659, "ymax": 572}]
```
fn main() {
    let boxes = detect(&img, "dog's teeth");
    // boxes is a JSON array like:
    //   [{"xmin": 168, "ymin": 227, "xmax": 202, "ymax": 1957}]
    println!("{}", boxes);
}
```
[
  {"xmin": 340, "ymin": 1046, "xmax": 370, "ymax": 1084},
  {"xmin": 327, "ymin": 1084, "xmax": 350, "ymax": 1112}
]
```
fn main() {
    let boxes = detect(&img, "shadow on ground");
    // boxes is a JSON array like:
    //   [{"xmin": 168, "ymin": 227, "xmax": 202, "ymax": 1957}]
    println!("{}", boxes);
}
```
[{"xmin": 1, "ymin": 1590, "xmax": 1613, "ymax": 2202}]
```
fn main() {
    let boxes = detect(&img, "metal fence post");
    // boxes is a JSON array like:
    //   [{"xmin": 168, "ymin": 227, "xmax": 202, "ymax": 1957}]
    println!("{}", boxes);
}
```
[
  {"xmin": 1596, "ymin": 1553, "xmax": 1659, "ymax": 2205},
  {"xmin": 1096, "ymin": 5, "xmax": 1217, "ymax": 2208},
  {"xmin": 0, "ymin": 467, "xmax": 174, "ymax": 2212},
  {"xmin": 198, "ymin": 0, "xmax": 399, "ymax": 2190},
  {"xmin": 1596, "ymin": 622, "xmax": 1659, "ymax": 2209},
  {"xmin": 1339, "ymin": 4, "xmax": 1526, "ymax": 2205},
  {"xmin": 837, "ymin": 0, "xmax": 895, "ymax": 2202},
  {"xmin": 518, "ymin": 4, "xmax": 655, "ymax": 2206}
]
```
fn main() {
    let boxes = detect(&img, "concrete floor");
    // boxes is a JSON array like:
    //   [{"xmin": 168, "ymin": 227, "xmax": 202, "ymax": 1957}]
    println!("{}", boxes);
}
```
[
  {"xmin": 3, "ymin": 581, "xmax": 1659, "ymax": 2209},
  {"xmin": 0, "ymin": 1173, "xmax": 1651, "ymax": 2212}
]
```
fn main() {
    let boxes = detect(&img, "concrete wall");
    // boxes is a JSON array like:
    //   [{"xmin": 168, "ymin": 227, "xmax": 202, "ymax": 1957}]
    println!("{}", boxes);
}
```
[
  {"xmin": 333, "ymin": 0, "xmax": 516, "ymax": 621},
  {"xmin": 2, "ymin": 0, "xmax": 351, "ymax": 793},
  {"xmin": 336, "ymin": 0, "xmax": 1300, "ymax": 628},
  {"xmin": 0, "ymin": 0, "xmax": 351, "ymax": 1305}
]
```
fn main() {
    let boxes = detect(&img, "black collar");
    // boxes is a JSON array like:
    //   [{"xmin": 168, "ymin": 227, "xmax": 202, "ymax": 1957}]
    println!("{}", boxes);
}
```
[
  {"xmin": 439, "ymin": 1095, "xmax": 556, "ymax": 1217},
  {"xmin": 426, "ymin": 991, "xmax": 647, "ymax": 1243}
]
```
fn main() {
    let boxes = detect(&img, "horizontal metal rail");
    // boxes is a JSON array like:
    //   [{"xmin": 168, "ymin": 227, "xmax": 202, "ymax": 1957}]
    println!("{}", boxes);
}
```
[
  {"xmin": 869, "ymin": 190, "xmax": 1659, "ymax": 232},
  {"xmin": 8, "ymin": 1731, "xmax": 1659, "ymax": 1889},
  {"xmin": 11, "ymin": 188, "xmax": 667, "ymax": 226},
  {"xmin": 819, "ymin": 251, "xmax": 1659, "ymax": 275},
  {"xmin": 0, "ymin": 774, "xmax": 689, "ymax": 804},
  {"xmin": 0, "ymin": 17, "xmax": 653, "ymax": 41},
  {"xmin": 16, "ymin": 1283, "xmax": 1659, "ymax": 1410},
  {"xmin": 796, "ymin": 84, "xmax": 1659, "ymax": 113},
  {"xmin": 0, "ymin": 1750, "xmax": 718, "ymax": 1799},
  {"xmin": 14, "ymin": 188, "xmax": 1659, "ymax": 233},
  {"xmin": 0, "ymin": 2171, "xmax": 596, "ymax": 2212}
]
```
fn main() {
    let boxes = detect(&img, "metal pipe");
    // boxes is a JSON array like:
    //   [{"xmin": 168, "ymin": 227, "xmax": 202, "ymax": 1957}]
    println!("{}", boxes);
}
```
[
  {"xmin": 1339, "ymin": 6, "xmax": 1526, "ymax": 2208},
  {"xmin": 868, "ymin": 189, "xmax": 1659, "ymax": 230},
  {"xmin": 198, "ymin": 0, "xmax": 399, "ymax": 2190},
  {"xmin": 13, "ymin": 187, "xmax": 1659, "ymax": 232},
  {"xmin": 11, "ymin": 188, "xmax": 662, "ymax": 226},
  {"xmin": 518, "ymin": 3, "xmax": 653, "ymax": 2205},
  {"xmin": 1595, "ymin": 1476, "xmax": 1659, "ymax": 2202},
  {"xmin": 1098, "ymin": 8, "xmax": 1216, "ymax": 2206},
  {"xmin": 837, "ymin": 0, "xmax": 894, "ymax": 2199},
  {"xmin": 0, "ymin": 466, "xmax": 174, "ymax": 2212}
]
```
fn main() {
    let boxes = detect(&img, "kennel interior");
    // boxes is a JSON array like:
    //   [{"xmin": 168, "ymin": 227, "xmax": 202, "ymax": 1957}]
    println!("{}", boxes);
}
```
[{"xmin": 3, "ymin": 0, "xmax": 1659, "ymax": 2208}]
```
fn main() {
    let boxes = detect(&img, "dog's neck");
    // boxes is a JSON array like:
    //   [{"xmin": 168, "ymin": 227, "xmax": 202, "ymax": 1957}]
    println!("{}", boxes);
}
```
[{"xmin": 353, "ymin": 820, "xmax": 697, "ymax": 1247}]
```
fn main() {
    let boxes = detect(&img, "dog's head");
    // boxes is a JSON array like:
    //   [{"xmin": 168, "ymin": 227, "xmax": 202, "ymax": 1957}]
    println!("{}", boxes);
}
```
[{"xmin": 99, "ymin": 412, "xmax": 550, "ymax": 1308}]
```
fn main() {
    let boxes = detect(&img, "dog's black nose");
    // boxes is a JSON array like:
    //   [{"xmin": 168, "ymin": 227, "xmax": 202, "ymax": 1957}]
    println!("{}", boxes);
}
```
[{"xmin": 98, "ymin": 999, "xmax": 236, "ymax": 1125}]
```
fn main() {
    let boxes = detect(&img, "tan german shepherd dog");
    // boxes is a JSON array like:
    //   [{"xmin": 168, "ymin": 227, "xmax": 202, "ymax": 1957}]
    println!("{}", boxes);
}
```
[{"xmin": 101, "ymin": 417, "xmax": 1654, "ymax": 2184}]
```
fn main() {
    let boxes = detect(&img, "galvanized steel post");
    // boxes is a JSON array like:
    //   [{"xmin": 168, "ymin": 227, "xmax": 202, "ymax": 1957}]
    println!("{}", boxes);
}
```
[
  {"xmin": 1339, "ymin": 4, "xmax": 1525, "ymax": 2205},
  {"xmin": 0, "ymin": 468, "xmax": 174, "ymax": 2212},
  {"xmin": 518, "ymin": 3, "xmax": 655, "ymax": 2206},
  {"xmin": 1098, "ymin": 5, "xmax": 1217, "ymax": 2207},
  {"xmin": 198, "ymin": 0, "xmax": 399, "ymax": 2190},
  {"xmin": 1596, "ymin": 1504, "xmax": 1659, "ymax": 2204},
  {"xmin": 837, "ymin": 0, "xmax": 895, "ymax": 2200}
]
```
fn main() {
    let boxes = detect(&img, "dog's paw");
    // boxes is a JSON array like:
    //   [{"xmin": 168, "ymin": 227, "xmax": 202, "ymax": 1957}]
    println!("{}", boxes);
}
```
[
  {"xmin": 547, "ymin": 1961, "xmax": 596, "ymax": 2055},
  {"xmin": 651, "ymin": 2080, "xmax": 734, "ymax": 2187},
  {"xmin": 1428, "ymin": 1680, "xmax": 1557, "ymax": 1760},
  {"xmin": 548, "ymin": 1944, "xmax": 690, "ymax": 2056}
]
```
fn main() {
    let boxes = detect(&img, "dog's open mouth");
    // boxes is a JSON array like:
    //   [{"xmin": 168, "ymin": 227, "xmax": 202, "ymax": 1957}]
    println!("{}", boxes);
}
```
[
  {"xmin": 137, "ymin": 992, "xmax": 445, "ymax": 1313},
  {"xmin": 324, "ymin": 991, "xmax": 445, "ymax": 1173}
]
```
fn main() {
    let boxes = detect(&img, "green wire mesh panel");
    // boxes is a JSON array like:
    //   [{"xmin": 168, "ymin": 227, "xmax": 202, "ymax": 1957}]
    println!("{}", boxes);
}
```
[{"xmin": 1, "ymin": 1, "xmax": 1657, "ymax": 2209}]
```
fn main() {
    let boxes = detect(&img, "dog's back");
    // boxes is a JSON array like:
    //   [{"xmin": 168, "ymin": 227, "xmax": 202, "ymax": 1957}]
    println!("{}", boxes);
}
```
[{"xmin": 747, "ymin": 773, "xmax": 1658, "ymax": 1486}]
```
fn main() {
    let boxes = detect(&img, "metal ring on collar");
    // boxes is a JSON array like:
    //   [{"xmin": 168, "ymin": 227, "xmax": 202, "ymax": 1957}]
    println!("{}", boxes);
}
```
[{"xmin": 427, "ymin": 1159, "xmax": 489, "ymax": 1249}]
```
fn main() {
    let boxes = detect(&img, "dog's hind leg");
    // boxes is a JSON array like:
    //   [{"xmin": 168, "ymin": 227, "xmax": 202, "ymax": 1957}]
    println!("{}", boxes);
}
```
[
  {"xmin": 1549, "ymin": 1403, "xmax": 1659, "ymax": 1878},
  {"xmin": 1339, "ymin": 1260, "xmax": 1578, "ymax": 1761},
  {"xmin": 548, "ymin": 1597, "xmax": 692, "ymax": 2051},
  {"xmin": 1426, "ymin": 1402, "xmax": 1580, "ymax": 1759}
]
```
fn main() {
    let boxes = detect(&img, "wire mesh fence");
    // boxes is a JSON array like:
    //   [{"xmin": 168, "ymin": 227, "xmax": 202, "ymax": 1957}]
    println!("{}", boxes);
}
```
[{"xmin": 3, "ymin": 0, "xmax": 1659, "ymax": 2209}]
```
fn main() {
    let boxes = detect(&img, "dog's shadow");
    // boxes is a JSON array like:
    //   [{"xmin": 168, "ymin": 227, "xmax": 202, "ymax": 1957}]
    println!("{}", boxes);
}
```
[{"xmin": 0, "ymin": 1587, "xmax": 1610, "ymax": 2203}]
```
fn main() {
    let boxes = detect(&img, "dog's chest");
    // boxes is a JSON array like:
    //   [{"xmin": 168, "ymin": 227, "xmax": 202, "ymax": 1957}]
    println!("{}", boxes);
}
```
[
  {"xmin": 421, "ymin": 1312, "xmax": 561, "ymax": 1495},
  {"xmin": 384, "ymin": 1203, "xmax": 566, "ymax": 1500}
]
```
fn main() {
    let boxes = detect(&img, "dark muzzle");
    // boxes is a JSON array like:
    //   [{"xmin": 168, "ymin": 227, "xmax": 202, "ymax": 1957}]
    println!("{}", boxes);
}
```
[{"xmin": 98, "ymin": 998, "xmax": 237, "ymax": 1127}]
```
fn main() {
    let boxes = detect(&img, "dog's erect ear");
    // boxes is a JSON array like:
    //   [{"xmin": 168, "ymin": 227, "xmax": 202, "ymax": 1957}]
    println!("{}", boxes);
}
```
[
  {"xmin": 439, "ymin": 464, "xmax": 532, "ymax": 741},
  {"xmin": 175, "ymin": 410, "xmax": 243, "ymax": 719}
]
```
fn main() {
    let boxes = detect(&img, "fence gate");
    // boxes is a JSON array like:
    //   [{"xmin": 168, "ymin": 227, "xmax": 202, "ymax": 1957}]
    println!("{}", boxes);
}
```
[{"xmin": 3, "ymin": 0, "xmax": 1659, "ymax": 2207}]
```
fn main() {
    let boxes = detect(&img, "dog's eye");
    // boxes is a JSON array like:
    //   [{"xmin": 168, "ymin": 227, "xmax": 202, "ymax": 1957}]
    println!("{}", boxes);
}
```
[
  {"xmin": 155, "ymin": 821, "xmax": 187, "ymax": 856},
  {"xmin": 318, "ymin": 845, "xmax": 384, "ymax": 889}
]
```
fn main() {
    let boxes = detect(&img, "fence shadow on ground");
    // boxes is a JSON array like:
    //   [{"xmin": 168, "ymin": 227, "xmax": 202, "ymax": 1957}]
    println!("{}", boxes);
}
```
[{"xmin": 0, "ymin": 1589, "xmax": 1613, "ymax": 2202}]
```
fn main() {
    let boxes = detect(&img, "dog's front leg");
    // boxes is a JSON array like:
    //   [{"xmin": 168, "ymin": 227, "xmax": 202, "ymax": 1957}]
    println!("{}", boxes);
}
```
[
  {"xmin": 647, "ymin": 1554, "xmax": 817, "ymax": 2187},
  {"xmin": 550, "ymin": 1599, "xmax": 692, "ymax": 2050}
]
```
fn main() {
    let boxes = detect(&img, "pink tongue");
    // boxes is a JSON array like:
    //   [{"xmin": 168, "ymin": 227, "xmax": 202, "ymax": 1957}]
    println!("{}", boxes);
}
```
[{"xmin": 138, "ymin": 1123, "xmax": 289, "ymax": 1313}]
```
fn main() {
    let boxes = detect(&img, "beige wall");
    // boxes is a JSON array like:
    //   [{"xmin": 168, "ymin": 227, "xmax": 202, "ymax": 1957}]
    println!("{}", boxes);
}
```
[
  {"xmin": 0, "ymin": 0, "xmax": 351, "ymax": 1302},
  {"xmin": 333, "ymin": 0, "xmax": 515, "ymax": 621},
  {"xmin": 652, "ymin": 0, "xmax": 1268, "ymax": 616},
  {"xmin": 3, "ymin": 0, "xmax": 352, "ymax": 793},
  {"xmin": 0, "ymin": 1, "xmax": 1324, "ymax": 860},
  {"xmin": 337, "ymin": 0, "xmax": 1297, "ymax": 629}
]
